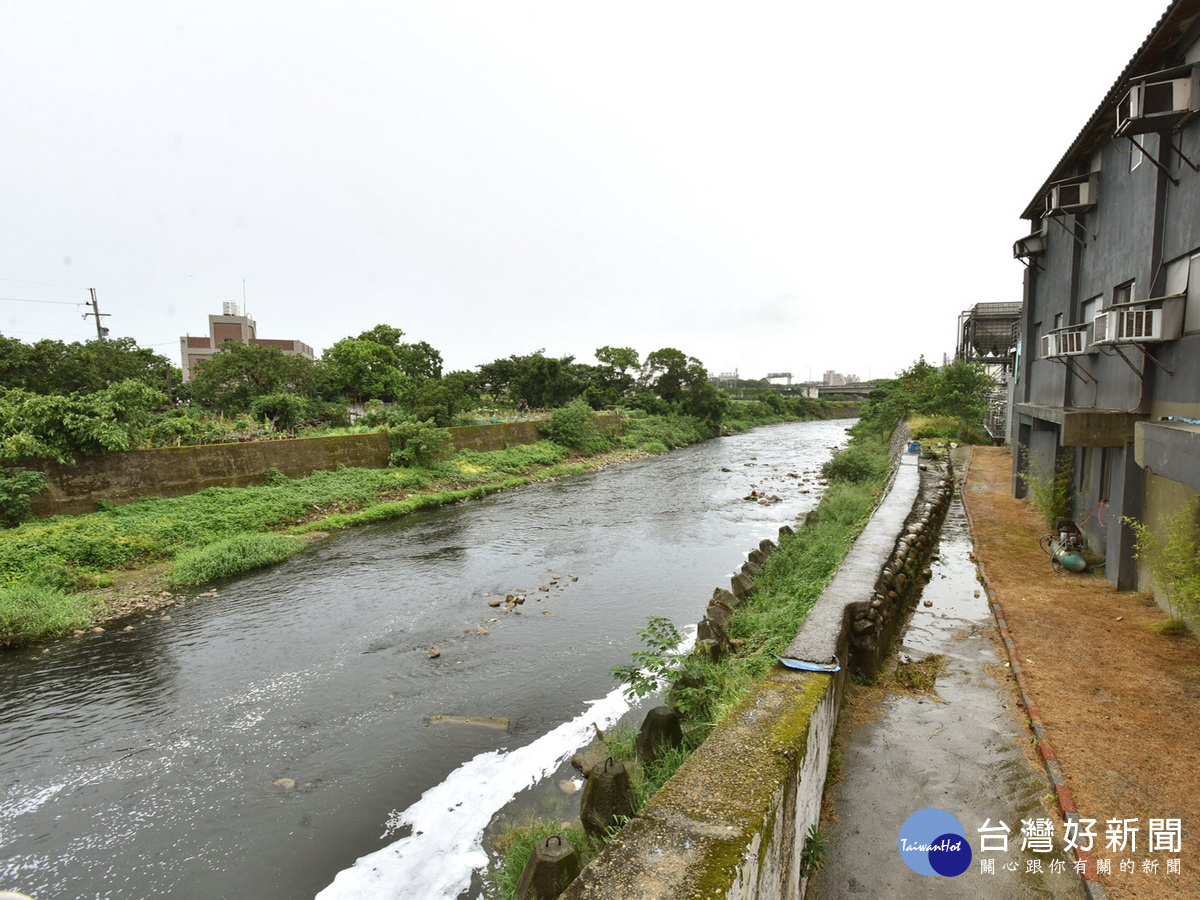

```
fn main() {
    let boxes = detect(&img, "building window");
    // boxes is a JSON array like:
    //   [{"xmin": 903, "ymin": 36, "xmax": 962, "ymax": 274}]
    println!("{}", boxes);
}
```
[
  {"xmin": 1113, "ymin": 281, "xmax": 1134, "ymax": 306},
  {"xmin": 1054, "ymin": 313, "xmax": 1064, "ymax": 330},
  {"xmin": 1081, "ymin": 295, "xmax": 1100, "ymax": 326},
  {"xmin": 1184, "ymin": 252, "xmax": 1200, "ymax": 334},
  {"xmin": 1130, "ymin": 139, "xmax": 1143, "ymax": 171}
]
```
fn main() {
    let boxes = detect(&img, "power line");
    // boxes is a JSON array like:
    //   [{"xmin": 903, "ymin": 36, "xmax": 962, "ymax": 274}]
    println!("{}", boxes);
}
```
[
  {"xmin": 0, "ymin": 277, "xmax": 90, "ymax": 291},
  {"xmin": 1, "ymin": 330, "xmax": 96, "ymax": 338},
  {"xmin": 0, "ymin": 295, "xmax": 83, "ymax": 306}
]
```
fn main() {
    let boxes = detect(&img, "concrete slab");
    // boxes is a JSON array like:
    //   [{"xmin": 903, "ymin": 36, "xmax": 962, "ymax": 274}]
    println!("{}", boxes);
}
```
[{"xmin": 784, "ymin": 453, "xmax": 921, "ymax": 665}]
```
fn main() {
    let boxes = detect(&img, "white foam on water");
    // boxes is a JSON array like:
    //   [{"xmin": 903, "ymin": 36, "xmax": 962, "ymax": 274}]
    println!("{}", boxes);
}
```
[
  {"xmin": 318, "ymin": 630, "xmax": 696, "ymax": 900},
  {"xmin": 316, "ymin": 684, "xmax": 628, "ymax": 899}
]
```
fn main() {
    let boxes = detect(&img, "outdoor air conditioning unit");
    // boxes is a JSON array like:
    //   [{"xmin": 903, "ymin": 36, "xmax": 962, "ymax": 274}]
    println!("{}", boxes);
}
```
[
  {"xmin": 1040, "ymin": 334, "xmax": 1056, "ymax": 358},
  {"xmin": 1058, "ymin": 327, "xmax": 1088, "ymax": 355},
  {"xmin": 1115, "ymin": 307, "xmax": 1162, "ymax": 341},
  {"xmin": 1116, "ymin": 67, "xmax": 1197, "ymax": 136},
  {"xmin": 1093, "ymin": 297, "xmax": 1185, "ymax": 344},
  {"xmin": 1045, "ymin": 177, "xmax": 1096, "ymax": 215},
  {"xmin": 1013, "ymin": 233, "xmax": 1047, "ymax": 259}
]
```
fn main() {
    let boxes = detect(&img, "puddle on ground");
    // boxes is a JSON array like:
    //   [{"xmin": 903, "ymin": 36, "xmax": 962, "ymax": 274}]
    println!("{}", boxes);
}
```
[{"xmin": 808, "ymin": 478, "xmax": 1084, "ymax": 899}]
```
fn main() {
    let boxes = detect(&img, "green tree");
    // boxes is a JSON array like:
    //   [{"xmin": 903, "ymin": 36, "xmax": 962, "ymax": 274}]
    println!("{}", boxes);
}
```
[
  {"xmin": 321, "ymin": 336, "xmax": 406, "ymax": 403},
  {"xmin": 510, "ymin": 352, "xmax": 580, "ymax": 409},
  {"xmin": 186, "ymin": 342, "xmax": 316, "ymax": 415},
  {"xmin": 641, "ymin": 348, "xmax": 707, "ymax": 404},
  {"xmin": 0, "ymin": 335, "xmax": 177, "ymax": 396},
  {"xmin": 395, "ymin": 340, "xmax": 443, "ymax": 381},
  {"xmin": 477, "ymin": 357, "xmax": 519, "ymax": 404},
  {"xmin": 586, "ymin": 346, "xmax": 640, "ymax": 408},
  {"xmin": 320, "ymin": 326, "xmax": 444, "ymax": 405},
  {"xmin": 0, "ymin": 380, "xmax": 166, "ymax": 463}
]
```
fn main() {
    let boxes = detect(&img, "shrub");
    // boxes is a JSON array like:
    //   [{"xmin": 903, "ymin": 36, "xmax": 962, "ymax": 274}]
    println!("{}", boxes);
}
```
[
  {"xmin": 1126, "ymin": 498, "xmax": 1200, "ymax": 626},
  {"xmin": 1018, "ymin": 446, "xmax": 1073, "ymax": 529},
  {"xmin": 821, "ymin": 444, "xmax": 887, "ymax": 484},
  {"xmin": 540, "ymin": 402, "xmax": 614, "ymax": 455},
  {"xmin": 909, "ymin": 416, "xmax": 958, "ymax": 441},
  {"xmin": 0, "ymin": 466, "xmax": 46, "ymax": 527},
  {"xmin": 385, "ymin": 419, "xmax": 454, "ymax": 468},
  {"xmin": 249, "ymin": 392, "xmax": 308, "ymax": 432}
]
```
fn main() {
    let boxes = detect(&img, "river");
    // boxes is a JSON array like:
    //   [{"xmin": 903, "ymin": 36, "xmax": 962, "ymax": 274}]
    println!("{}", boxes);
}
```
[{"xmin": 0, "ymin": 420, "xmax": 851, "ymax": 900}]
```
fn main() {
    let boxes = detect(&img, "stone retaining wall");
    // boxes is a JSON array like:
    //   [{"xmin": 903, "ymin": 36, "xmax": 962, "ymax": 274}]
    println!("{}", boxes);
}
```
[
  {"xmin": 25, "ymin": 417, "xmax": 622, "ymax": 518},
  {"xmin": 561, "ymin": 441, "xmax": 953, "ymax": 900}
]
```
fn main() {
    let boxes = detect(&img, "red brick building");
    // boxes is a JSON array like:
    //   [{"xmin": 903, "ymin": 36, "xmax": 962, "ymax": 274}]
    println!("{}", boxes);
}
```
[{"xmin": 179, "ymin": 302, "xmax": 314, "ymax": 381}]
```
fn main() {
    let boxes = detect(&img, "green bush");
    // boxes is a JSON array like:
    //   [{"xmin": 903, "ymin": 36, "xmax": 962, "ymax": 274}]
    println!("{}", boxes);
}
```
[
  {"xmin": 620, "ymin": 415, "xmax": 709, "ymax": 451},
  {"xmin": 540, "ymin": 401, "xmax": 615, "ymax": 454},
  {"xmin": 1126, "ymin": 498, "xmax": 1200, "ymax": 625},
  {"xmin": 820, "ymin": 443, "xmax": 887, "ymax": 484},
  {"xmin": 0, "ymin": 466, "xmax": 46, "ymax": 527},
  {"xmin": 1018, "ymin": 446, "xmax": 1073, "ymax": 529},
  {"xmin": 385, "ymin": 419, "xmax": 454, "ymax": 468},
  {"xmin": 249, "ymin": 392, "xmax": 308, "ymax": 432},
  {"xmin": 908, "ymin": 416, "xmax": 958, "ymax": 441},
  {"xmin": 168, "ymin": 533, "xmax": 308, "ymax": 587}
]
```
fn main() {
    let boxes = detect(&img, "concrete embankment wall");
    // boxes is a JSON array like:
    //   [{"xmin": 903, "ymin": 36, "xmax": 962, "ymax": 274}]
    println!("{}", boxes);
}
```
[
  {"xmin": 25, "ymin": 417, "xmax": 621, "ymax": 518},
  {"xmin": 561, "ymin": 445, "xmax": 953, "ymax": 900}
]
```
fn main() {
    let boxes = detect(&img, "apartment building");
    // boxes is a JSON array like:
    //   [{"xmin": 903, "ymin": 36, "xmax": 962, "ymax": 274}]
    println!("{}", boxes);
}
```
[{"xmin": 180, "ymin": 302, "xmax": 315, "ymax": 382}]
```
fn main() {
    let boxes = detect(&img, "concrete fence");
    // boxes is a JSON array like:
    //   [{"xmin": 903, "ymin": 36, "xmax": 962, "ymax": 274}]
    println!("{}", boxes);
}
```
[
  {"xmin": 561, "ymin": 442, "xmax": 953, "ymax": 899},
  {"xmin": 24, "ymin": 416, "xmax": 622, "ymax": 518}
]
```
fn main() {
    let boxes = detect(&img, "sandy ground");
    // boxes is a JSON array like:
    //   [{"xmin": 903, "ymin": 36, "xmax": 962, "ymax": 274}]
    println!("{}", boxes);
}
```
[{"xmin": 963, "ymin": 446, "xmax": 1200, "ymax": 900}]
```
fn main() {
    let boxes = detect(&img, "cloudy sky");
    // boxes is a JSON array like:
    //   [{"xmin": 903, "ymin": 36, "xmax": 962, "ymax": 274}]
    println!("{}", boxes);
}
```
[{"xmin": 0, "ymin": 1, "xmax": 1172, "ymax": 383}]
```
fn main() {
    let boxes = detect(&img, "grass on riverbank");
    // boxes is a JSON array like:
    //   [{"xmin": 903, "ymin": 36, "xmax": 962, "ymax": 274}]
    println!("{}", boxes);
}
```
[{"xmin": 0, "ymin": 406, "xmax": 832, "ymax": 647}]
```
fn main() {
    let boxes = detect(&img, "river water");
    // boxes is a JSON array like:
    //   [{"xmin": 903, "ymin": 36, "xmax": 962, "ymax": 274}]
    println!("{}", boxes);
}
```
[{"xmin": 0, "ymin": 420, "xmax": 851, "ymax": 900}]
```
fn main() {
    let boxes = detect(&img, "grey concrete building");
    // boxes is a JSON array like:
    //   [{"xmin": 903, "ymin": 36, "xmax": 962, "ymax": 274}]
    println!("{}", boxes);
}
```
[{"xmin": 1011, "ymin": 0, "xmax": 1200, "ymax": 591}]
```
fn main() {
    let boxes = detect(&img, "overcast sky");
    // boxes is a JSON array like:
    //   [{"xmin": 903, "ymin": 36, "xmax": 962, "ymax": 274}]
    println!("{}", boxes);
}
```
[{"xmin": 0, "ymin": 1, "xmax": 1172, "ymax": 383}]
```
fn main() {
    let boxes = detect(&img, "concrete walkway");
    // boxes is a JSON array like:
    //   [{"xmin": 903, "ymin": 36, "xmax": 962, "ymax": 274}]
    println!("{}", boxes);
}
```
[{"xmin": 807, "ymin": 464, "xmax": 1084, "ymax": 898}]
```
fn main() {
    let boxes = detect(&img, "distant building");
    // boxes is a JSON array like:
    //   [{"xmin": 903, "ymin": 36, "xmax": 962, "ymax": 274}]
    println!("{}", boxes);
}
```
[
  {"xmin": 179, "ymin": 302, "xmax": 314, "ymax": 381},
  {"xmin": 822, "ymin": 371, "xmax": 860, "ymax": 386}
]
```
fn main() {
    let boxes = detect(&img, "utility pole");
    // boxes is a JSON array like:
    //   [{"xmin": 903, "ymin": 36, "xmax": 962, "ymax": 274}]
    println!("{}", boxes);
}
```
[{"xmin": 84, "ymin": 288, "xmax": 111, "ymax": 339}]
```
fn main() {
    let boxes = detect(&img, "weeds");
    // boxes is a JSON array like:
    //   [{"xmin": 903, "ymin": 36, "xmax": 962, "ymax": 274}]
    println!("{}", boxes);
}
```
[
  {"xmin": 799, "ymin": 824, "xmax": 828, "ymax": 879},
  {"xmin": 894, "ymin": 654, "xmax": 946, "ymax": 692},
  {"xmin": 168, "ymin": 533, "xmax": 309, "ymax": 587},
  {"xmin": 1018, "ymin": 445, "xmax": 1073, "ymax": 529},
  {"xmin": 490, "ymin": 821, "xmax": 590, "ymax": 900},
  {"xmin": 1125, "ymin": 498, "xmax": 1200, "ymax": 628},
  {"xmin": 1154, "ymin": 618, "xmax": 1193, "ymax": 637},
  {"xmin": 0, "ymin": 583, "xmax": 97, "ymax": 645}
]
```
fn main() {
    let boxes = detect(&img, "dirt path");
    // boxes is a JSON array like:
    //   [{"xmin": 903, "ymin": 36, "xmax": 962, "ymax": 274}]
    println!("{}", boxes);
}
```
[{"xmin": 964, "ymin": 446, "xmax": 1200, "ymax": 900}]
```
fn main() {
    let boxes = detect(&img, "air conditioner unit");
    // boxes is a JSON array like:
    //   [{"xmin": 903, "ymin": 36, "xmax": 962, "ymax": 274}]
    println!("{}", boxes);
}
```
[
  {"xmin": 1058, "ymin": 328, "xmax": 1088, "ymax": 355},
  {"xmin": 1116, "ymin": 69, "xmax": 1197, "ymax": 136},
  {"xmin": 1094, "ymin": 297, "xmax": 1184, "ymax": 343},
  {"xmin": 1013, "ymin": 233, "xmax": 1047, "ymax": 259},
  {"xmin": 1045, "ymin": 178, "xmax": 1096, "ymax": 214},
  {"xmin": 1115, "ymin": 307, "xmax": 1161, "ymax": 341},
  {"xmin": 1040, "ymin": 334, "xmax": 1056, "ymax": 358}
]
